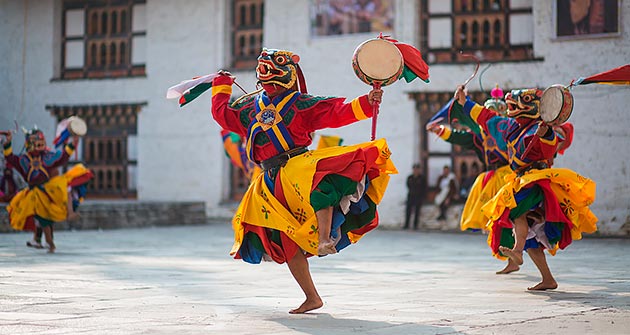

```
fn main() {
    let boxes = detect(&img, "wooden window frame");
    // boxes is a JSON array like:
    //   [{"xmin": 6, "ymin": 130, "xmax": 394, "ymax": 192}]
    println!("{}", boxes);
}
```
[
  {"xmin": 420, "ymin": 0, "xmax": 537, "ymax": 64},
  {"xmin": 48, "ymin": 103, "xmax": 144, "ymax": 199},
  {"xmin": 61, "ymin": 0, "xmax": 146, "ymax": 80},
  {"xmin": 231, "ymin": 0, "xmax": 264, "ymax": 70}
]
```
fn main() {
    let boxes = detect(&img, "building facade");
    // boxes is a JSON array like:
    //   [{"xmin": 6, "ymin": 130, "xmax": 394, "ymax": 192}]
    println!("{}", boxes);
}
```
[{"xmin": 1, "ymin": 0, "xmax": 628, "ymax": 234}]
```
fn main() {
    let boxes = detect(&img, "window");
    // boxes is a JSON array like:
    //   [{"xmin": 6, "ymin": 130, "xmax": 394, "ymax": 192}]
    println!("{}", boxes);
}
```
[
  {"xmin": 61, "ymin": 0, "xmax": 146, "ymax": 79},
  {"xmin": 48, "ymin": 103, "xmax": 144, "ymax": 198},
  {"xmin": 420, "ymin": 0, "xmax": 535, "ymax": 64},
  {"xmin": 232, "ymin": 0, "xmax": 264, "ymax": 70}
]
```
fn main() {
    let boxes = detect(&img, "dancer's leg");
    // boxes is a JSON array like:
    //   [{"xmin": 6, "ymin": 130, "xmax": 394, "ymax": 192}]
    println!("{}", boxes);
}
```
[
  {"xmin": 286, "ymin": 251, "xmax": 323, "ymax": 314},
  {"xmin": 66, "ymin": 191, "xmax": 80, "ymax": 221},
  {"xmin": 526, "ymin": 247, "xmax": 558, "ymax": 290},
  {"xmin": 43, "ymin": 226, "xmax": 55, "ymax": 253},
  {"xmin": 498, "ymin": 214, "xmax": 527, "ymax": 265},
  {"xmin": 27, "ymin": 227, "xmax": 44, "ymax": 249},
  {"xmin": 316, "ymin": 207, "xmax": 336, "ymax": 255}
]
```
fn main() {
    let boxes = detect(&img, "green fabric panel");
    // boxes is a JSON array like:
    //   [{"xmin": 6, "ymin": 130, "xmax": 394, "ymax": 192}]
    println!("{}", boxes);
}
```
[
  {"xmin": 253, "ymin": 132, "xmax": 270, "ymax": 146},
  {"xmin": 35, "ymin": 215, "xmax": 55, "ymax": 228},
  {"xmin": 237, "ymin": 97, "xmax": 256, "ymax": 128},
  {"xmin": 547, "ymin": 222, "xmax": 565, "ymax": 245},
  {"xmin": 294, "ymin": 95, "xmax": 335, "ymax": 110},
  {"xmin": 450, "ymin": 101, "xmax": 481, "ymax": 135},
  {"xmin": 233, "ymin": 95, "xmax": 255, "ymax": 109},
  {"xmin": 401, "ymin": 66, "xmax": 418, "ymax": 83},
  {"xmin": 446, "ymin": 129, "xmax": 476, "ymax": 150},
  {"xmin": 270, "ymin": 228, "xmax": 282, "ymax": 245},
  {"xmin": 310, "ymin": 174, "xmax": 358, "ymax": 211},
  {"xmin": 228, "ymin": 132, "xmax": 241, "ymax": 143},
  {"xmin": 509, "ymin": 186, "xmax": 544, "ymax": 220},
  {"xmin": 341, "ymin": 197, "xmax": 377, "ymax": 233},
  {"xmin": 498, "ymin": 227, "xmax": 515, "ymax": 250},
  {"xmin": 245, "ymin": 231, "xmax": 265, "ymax": 253},
  {"xmin": 180, "ymin": 83, "xmax": 213, "ymax": 107},
  {"xmin": 282, "ymin": 109, "xmax": 295, "ymax": 124}
]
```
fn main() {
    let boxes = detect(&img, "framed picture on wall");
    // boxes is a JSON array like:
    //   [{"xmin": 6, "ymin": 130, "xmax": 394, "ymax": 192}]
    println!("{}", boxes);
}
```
[
  {"xmin": 555, "ymin": 0, "xmax": 620, "ymax": 39},
  {"xmin": 310, "ymin": 0, "xmax": 394, "ymax": 37}
]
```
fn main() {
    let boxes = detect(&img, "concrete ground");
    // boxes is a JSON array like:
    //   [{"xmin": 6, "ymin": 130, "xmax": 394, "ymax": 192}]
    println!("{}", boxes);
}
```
[{"xmin": 0, "ymin": 223, "xmax": 629, "ymax": 335}]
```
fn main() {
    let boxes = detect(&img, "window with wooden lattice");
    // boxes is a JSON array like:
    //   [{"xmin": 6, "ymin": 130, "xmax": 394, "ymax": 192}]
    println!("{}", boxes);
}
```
[
  {"xmin": 231, "ymin": 0, "xmax": 264, "ymax": 70},
  {"xmin": 61, "ymin": 0, "xmax": 146, "ymax": 79},
  {"xmin": 420, "ymin": 0, "xmax": 537, "ymax": 64},
  {"xmin": 48, "ymin": 103, "xmax": 143, "ymax": 198}
]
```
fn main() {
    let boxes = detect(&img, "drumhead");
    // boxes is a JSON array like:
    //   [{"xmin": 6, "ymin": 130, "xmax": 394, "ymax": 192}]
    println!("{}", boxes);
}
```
[
  {"xmin": 355, "ymin": 39, "xmax": 403, "ymax": 82},
  {"xmin": 68, "ymin": 116, "xmax": 88, "ymax": 136},
  {"xmin": 540, "ymin": 87, "xmax": 564, "ymax": 123}
]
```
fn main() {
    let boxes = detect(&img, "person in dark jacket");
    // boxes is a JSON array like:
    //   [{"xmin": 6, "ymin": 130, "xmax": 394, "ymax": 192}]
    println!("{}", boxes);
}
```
[{"xmin": 404, "ymin": 163, "xmax": 426, "ymax": 230}]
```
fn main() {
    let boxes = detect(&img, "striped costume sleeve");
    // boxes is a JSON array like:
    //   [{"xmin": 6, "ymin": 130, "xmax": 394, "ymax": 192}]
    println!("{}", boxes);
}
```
[
  {"xmin": 211, "ymin": 75, "xmax": 248, "ymax": 136},
  {"xmin": 305, "ymin": 95, "xmax": 373, "ymax": 131},
  {"xmin": 462, "ymin": 100, "xmax": 497, "ymax": 135}
]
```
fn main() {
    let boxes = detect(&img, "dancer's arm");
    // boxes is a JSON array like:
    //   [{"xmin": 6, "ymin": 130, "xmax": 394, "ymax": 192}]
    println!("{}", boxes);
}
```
[
  {"xmin": 304, "ymin": 88, "xmax": 381, "ymax": 131},
  {"xmin": 211, "ymin": 74, "xmax": 248, "ymax": 136}
]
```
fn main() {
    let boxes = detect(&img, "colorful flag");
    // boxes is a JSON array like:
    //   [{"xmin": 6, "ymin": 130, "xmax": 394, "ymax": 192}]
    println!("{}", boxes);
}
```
[
  {"xmin": 573, "ymin": 64, "xmax": 630, "ymax": 86},
  {"xmin": 166, "ymin": 73, "xmax": 219, "ymax": 107}
]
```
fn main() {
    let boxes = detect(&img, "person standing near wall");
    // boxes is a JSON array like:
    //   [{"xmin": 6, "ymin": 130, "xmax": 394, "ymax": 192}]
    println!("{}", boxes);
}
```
[
  {"xmin": 434, "ymin": 165, "xmax": 457, "ymax": 222},
  {"xmin": 403, "ymin": 163, "xmax": 426, "ymax": 230}
]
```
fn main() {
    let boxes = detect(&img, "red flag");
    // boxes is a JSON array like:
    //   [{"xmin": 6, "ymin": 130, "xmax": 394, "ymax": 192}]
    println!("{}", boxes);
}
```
[{"xmin": 574, "ymin": 64, "xmax": 630, "ymax": 86}]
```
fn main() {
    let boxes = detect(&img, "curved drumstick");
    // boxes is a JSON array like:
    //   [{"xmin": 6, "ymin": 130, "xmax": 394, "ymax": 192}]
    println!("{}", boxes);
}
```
[{"xmin": 460, "ymin": 52, "xmax": 480, "ymax": 88}]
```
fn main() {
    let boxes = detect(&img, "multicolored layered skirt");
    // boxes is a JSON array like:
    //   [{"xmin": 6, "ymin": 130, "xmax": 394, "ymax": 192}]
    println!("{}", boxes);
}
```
[
  {"xmin": 230, "ymin": 139, "xmax": 397, "ymax": 264},
  {"xmin": 460, "ymin": 165, "xmax": 512, "ymax": 231},
  {"xmin": 481, "ymin": 167, "xmax": 597, "ymax": 260},
  {"xmin": 8, "ymin": 164, "xmax": 93, "ymax": 231}
]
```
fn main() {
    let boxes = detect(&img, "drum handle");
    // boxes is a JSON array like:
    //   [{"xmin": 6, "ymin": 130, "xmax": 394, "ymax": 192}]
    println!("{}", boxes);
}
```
[{"xmin": 370, "ymin": 82, "xmax": 382, "ymax": 141}]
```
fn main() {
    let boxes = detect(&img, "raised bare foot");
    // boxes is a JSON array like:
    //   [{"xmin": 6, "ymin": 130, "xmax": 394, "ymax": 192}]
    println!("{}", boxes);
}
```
[
  {"xmin": 499, "ymin": 246, "xmax": 523, "ymax": 265},
  {"xmin": 317, "ymin": 241, "xmax": 337, "ymax": 256},
  {"xmin": 289, "ymin": 297, "xmax": 323, "ymax": 314},
  {"xmin": 496, "ymin": 262, "xmax": 520, "ymax": 275},
  {"xmin": 527, "ymin": 281, "xmax": 558, "ymax": 291}
]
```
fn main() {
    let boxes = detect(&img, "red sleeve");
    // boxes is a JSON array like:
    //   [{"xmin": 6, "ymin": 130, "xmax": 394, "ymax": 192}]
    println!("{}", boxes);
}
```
[
  {"xmin": 303, "ymin": 95, "xmax": 374, "ymax": 132},
  {"xmin": 211, "ymin": 75, "xmax": 248, "ymax": 137},
  {"xmin": 535, "ymin": 125, "xmax": 558, "ymax": 159}
]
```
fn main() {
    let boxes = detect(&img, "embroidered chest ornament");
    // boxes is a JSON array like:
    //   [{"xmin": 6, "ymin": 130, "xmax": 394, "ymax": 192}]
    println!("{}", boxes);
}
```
[{"xmin": 255, "ymin": 105, "xmax": 283, "ymax": 131}]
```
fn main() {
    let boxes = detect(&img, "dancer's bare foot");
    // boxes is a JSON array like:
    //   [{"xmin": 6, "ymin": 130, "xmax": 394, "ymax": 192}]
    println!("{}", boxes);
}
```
[
  {"xmin": 47, "ymin": 243, "xmax": 56, "ymax": 254},
  {"xmin": 496, "ymin": 262, "xmax": 520, "ymax": 275},
  {"xmin": 527, "ymin": 281, "xmax": 558, "ymax": 291},
  {"xmin": 499, "ymin": 246, "xmax": 523, "ymax": 265},
  {"xmin": 26, "ymin": 240, "xmax": 44, "ymax": 249},
  {"xmin": 289, "ymin": 297, "xmax": 323, "ymax": 314},
  {"xmin": 317, "ymin": 241, "xmax": 337, "ymax": 256}
]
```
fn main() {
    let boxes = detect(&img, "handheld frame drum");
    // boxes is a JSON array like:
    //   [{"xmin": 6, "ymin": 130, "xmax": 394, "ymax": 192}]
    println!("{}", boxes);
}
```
[
  {"xmin": 540, "ymin": 84, "xmax": 574, "ymax": 126},
  {"xmin": 352, "ymin": 37, "xmax": 404, "ymax": 140},
  {"xmin": 54, "ymin": 116, "xmax": 88, "ymax": 148},
  {"xmin": 523, "ymin": 85, "xmax": 574, "ymax": 157}
]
